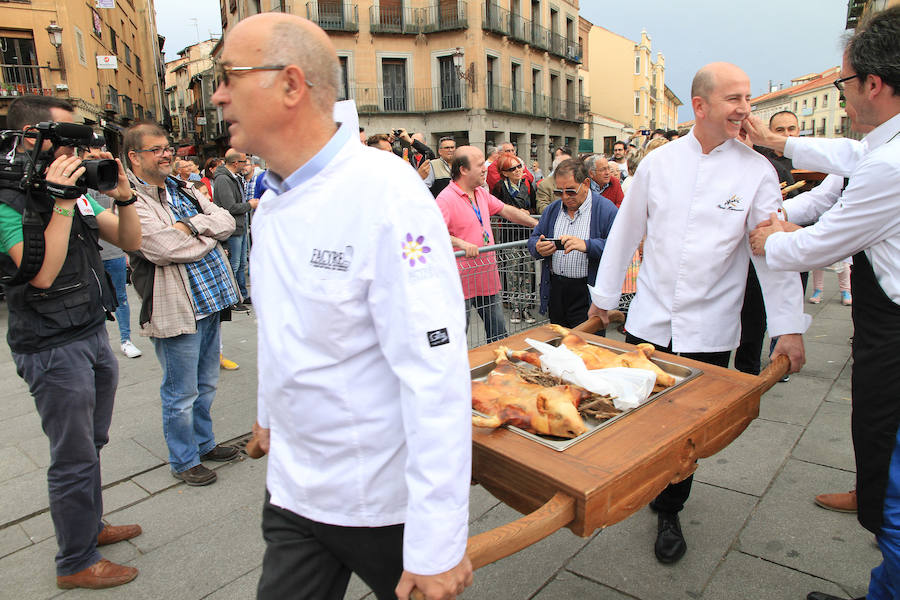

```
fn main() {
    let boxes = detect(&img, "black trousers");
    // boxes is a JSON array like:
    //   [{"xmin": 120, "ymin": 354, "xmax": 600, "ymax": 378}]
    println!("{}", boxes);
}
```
[
  {"xmin": 549, "ymin": 273, "xmax": 603, "ymax": 334},
  {"xmin": 625, "ymin": 332, "xmax": 731, "ymax": 514},
  {"xmin": 735, "ymin": 264, "xmax": 808, "ymax": 375},
  {"xmin": 257, "ymin": 492, "xmax": 404, "ymax": 600}
]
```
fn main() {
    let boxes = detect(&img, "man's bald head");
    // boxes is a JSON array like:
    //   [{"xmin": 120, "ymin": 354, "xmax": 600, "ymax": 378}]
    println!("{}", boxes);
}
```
[
  {"xmin": 691, "ymin": 62, "xmax": 746, "ymax": 101},
  {"xmin": 228, "ymin": 13, "xmax": 340, "ymax": 114}
]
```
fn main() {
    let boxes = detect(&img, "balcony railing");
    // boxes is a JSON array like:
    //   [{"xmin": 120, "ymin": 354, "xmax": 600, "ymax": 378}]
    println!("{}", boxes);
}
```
[
  {"xmin": 306, "ymin": 2, "xmax": 359, "ymax": 32},
  {"xmin": 530, "ymin": 21, "xmax": 549, "ymax": 50},
  {"xmin": 0, "ymin": 64, "xmax": 49, "ymax": 96},
  {"xmin": 482, "ymin": 3, "xmax": 510, "ymax": 36},
  {"xmin": 484, "ymin": 85, "xmax": 582, "ymax": 122},
  {"xmin": 816, "ymin": 127, "xmax": 826, "ymax": 136},
  {"xmin": 579, "ymin": 95, "xmax": 591, "ymax": 114},
  {"xmin": 480, "ymin": 5, "xmax": 579, "ymax": 62},
  {"xmin": 351, "ymin": 84, "xmax": 469, "ymax": 113},
  {"xmin": 370, "ymin": 2, "xmax": 467, "ymax": 34},
  {"xmin": 106, "ymin": 93, "xmax": 120, "ymax": 114}
]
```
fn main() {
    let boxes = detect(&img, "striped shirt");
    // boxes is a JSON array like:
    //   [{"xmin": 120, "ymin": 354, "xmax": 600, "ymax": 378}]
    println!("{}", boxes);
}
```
[
  {"xmin": 551, "ymin": 198, "xmax": 592, "ymax": 278},
  {"xmin": 164, "ymin": 178, "xmax": 239, "ymax": 316}
]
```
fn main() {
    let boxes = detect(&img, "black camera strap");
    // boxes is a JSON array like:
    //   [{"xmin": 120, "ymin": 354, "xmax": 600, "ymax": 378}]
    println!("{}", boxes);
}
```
[{"xmin": 1, "ymin": 190, "xmax": 48, "ymax": 285}]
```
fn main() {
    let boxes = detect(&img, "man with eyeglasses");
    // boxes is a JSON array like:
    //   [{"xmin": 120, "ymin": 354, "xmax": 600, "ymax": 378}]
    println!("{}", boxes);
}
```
[
  {"xmin": 123, "ymin": 123, "xmax": 242, "ymax": 487},
  {"xmin": 528, "ymin": 158, "xmax": 617, "ymax": 329},
  {"xmin": 536, "ymin": 148, "xmax": 572, "ymax": 214},
  {"xmin": 589, "ymin": 62, "xmax": 809, "ymax": 566},
  {"xmin": 586, "ymin": 155, "xmax": 624, "ymax": 208},
  {"xmin": 0, "ymin": 96, "xmax": 143, "ymax": 589},
  {"xmin": 424, "ymin": 135, "xmax": 456, "ymax": 197},
  {"xmin": 745, "ymin": 10, "xmax": 900, "ymax": 598},
  {"xmin": 211, "ymin": 13, "xmax": 474, "ymax": 600},
  {"xmin": 213, "ymin": 148, "xmax": 256, "ymax": 309}
]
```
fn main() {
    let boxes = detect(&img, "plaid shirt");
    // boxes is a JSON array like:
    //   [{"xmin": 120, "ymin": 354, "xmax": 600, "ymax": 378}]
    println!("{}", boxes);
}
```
[
  {"xmin": 164, "ymin": 178, "xmax": 239, "ymax": 315},
  {"xmin": 551, "ymin": 197, "xmax": 592, "ymax": 278}
]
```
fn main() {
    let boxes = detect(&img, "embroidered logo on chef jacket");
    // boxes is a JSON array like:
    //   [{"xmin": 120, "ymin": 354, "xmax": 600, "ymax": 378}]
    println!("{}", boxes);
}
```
[
  {"xmin": 402, "ymin": 233, "xmax": 431, "ymax": 267},
  {"xmin": 717, "ymin": 194, "xmax": 745, "ymax": 211},
  {"xmin": 310, "ymin": 245, "xmax": 353, "ymax": 271},
  {"xmin": 427, "ymin": 328, "xmax": 450, "ymax": 347}
]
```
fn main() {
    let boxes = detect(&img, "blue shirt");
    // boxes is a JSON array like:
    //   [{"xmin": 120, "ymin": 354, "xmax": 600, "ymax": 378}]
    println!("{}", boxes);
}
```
[
  {"xmin": 163, "ymin": 177, "xmax": 239, "ymax": 315},
  {"xmin": 263, "ymin": 121, "xmax": 353, "ymax": 194}
]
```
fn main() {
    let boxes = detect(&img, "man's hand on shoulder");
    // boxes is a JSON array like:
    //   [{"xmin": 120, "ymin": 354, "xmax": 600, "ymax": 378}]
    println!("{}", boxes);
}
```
[
  {"xmin": 771, "ymin": 333, "xmax": 805, "ymax": 374},
  {"xmin": 395, "ymin": 555, "xmax": 473, "ymax": 600}
]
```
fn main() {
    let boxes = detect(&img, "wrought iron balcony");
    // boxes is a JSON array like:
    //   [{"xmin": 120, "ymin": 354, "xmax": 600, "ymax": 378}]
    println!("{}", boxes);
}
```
[
  {"xmin": 0, "ymin": 64, "xmax": 48, "ymax": 97},
  {"xmin": 351, "ymin": 85, "xmax": 469, "ymax": 114},
  {"xmin": 306, "ymin": 2, "xmax": 359, "ymax": 32},
  {"xmin": 370, "ymin": 2, "xmax": 468, "ymax": 34},
  {"xmin": 484, "ymin": 86, "xmax": 583, "ymax": 123}
]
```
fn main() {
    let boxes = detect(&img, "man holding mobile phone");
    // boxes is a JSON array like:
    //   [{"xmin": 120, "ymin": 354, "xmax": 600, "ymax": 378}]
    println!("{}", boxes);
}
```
[{"xmin": 528, "ymin": 158, "xmax": 617, "ymax": 329}]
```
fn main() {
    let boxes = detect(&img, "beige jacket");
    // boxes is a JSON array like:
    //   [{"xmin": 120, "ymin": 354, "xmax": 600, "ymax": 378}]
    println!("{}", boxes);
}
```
[{"xmin": 128, "ymin": 171, "xmax": 238, "ymax": 338}]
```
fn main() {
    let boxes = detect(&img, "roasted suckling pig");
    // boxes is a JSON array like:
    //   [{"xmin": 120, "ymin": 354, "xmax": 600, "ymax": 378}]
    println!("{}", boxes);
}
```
[{"xmin": 472, "ymin": 348, "xmax": 592, "ymax": 438}]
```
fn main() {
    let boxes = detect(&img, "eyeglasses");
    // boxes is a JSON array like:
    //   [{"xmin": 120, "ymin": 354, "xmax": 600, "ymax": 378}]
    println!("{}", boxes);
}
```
[
  {"xmin": 135, "ymin": 146, "xmax": 175, "ymax": 156},
  {"xmin": 440, "ymin": 145, "xmax": 456, "ymax": 150},
  {"xmin": 215, "ymin": 62, "xmax": 315, "ymax": 88},
  {"xmin": 833, "ymin": 74, "xmax": 860, "ymax": 92},
  {"xmin": 553, "ymin": 182, "xmax": 585, "ymax": 198},
  {"xmin": 502, "ymin": 164, "xmax": 523, "ymax": 172}
]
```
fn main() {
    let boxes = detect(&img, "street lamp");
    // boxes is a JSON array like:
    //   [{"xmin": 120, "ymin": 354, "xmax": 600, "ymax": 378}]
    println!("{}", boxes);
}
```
[
  {"xmin": 451, "ymin": 47, "xmax": 476, "ymax": 93},
  {"xmin": 46, "ymin": 22, "xmax": 67, "ymax": 84},
  {"xmin": 46, "ymin": 22, "xmax": 63, "ymax": 48}
]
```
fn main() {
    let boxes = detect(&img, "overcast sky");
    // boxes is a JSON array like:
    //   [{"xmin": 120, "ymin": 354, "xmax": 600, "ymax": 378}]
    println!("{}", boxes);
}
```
[{"xmin": 154, "ymin": 0, "xmax": 849, "ymax": 122}]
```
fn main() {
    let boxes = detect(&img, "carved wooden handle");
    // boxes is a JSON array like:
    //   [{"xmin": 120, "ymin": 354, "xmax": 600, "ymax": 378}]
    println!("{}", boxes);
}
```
[
  {"xmin": 410, "ymin": 491, "xmax": 575, "ymax": 600},
  {"xmin": 757, "ymin": 354, "xmax": 790, "ymax": 394},
  {"xmin": 572, "ymin": 310, "xmax": 625, "ymax": 334}
]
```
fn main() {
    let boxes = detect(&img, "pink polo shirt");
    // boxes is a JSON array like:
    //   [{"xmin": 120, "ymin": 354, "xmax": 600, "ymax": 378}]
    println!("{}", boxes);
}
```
[{"xmin": 435, "ymin": 181, "xmax": 505, "ymax": 299}]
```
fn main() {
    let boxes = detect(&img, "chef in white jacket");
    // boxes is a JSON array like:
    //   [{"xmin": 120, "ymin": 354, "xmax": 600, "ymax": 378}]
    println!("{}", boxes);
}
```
[
  {"xmin": 211, "ymin": 14, "xmax": 473, "ymax": 600},
  {"xmin": 588, "ymin": 62, "xmax": 809, "ymax": 566},
  {"xmin": 747, "ymin": 9, "xmax": 900, "ymax": 599}
]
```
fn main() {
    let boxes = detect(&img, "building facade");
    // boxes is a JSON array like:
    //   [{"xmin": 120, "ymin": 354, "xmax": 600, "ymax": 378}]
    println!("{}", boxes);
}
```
[
  {"xmin": 0, "ymin": 0, "xmax": 165, "ymax": 155},
  {"xmin": 750, "ymin": 67, "xmax": 849, "ymax": 139},
  {"xmin": 580, "ymin": 20, "xmax": 681, "ymax": 151},
  {"xmin": 215, "ymin": 0, "xmax": 586, "ymax": 170},
  {"xmin": 164, "ymin": 39, "xmax": 219, "ymax": 159}
]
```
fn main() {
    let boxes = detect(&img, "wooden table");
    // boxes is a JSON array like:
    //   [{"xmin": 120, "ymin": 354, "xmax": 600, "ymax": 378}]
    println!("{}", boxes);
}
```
[{"xmin": 463, "ymin": 326, "xmax": 786, "ymax": 569}]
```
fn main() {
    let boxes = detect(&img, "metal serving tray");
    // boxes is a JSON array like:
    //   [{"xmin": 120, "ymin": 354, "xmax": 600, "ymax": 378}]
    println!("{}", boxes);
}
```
[{"xmin": 471, "ymin": 336, "xmax": 703, "ymax": 451}]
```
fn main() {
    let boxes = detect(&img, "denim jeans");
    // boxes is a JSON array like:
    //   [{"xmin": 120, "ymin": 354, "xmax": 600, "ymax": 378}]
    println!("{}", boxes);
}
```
[
  {"xmin": 151, "ymin": 313, "xmax": 220, "ymax": 472},
  {"xmin": 103, "ymin": 256, "xmax": 131, "ymax": 343},
  {"xmin": 13, "ymin": 327, "xmax": 117, "ymax": 575},
  {"xmin": 466, "ymin": 295, "xmax": 508, "ymax": 343},
  {"xmin": 226, "ymin": 233, "xmax": 249, "ymax": 298}
]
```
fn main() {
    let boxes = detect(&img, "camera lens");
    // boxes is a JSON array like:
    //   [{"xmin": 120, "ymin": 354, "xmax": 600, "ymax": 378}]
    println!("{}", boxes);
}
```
[{"xmin": 78, "ymin": 159, "xmax": 118, "ymax": 191}]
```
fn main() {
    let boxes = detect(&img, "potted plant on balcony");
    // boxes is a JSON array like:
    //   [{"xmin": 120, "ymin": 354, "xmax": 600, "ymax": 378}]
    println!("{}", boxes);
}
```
[{"xmin": 0, "ymin": 84, "xmax": 9, "ymax": 97}]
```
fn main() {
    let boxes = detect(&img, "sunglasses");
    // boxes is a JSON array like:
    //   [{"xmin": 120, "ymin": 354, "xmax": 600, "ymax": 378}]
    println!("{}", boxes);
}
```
[
  {"xmin": 502, "ymin": 164, "xmax": 523, "ymax": 172},
  {"xmin": 553, "ymin": 182, "xmax": 585, "ymax": 198},
  {"xmin": 215, "ymin": 62, "xmax": 315, "ymax": 88}
]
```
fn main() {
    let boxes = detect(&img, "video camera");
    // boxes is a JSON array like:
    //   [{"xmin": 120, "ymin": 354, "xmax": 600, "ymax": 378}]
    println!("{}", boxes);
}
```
[{"xmin": 0, "ymin": 121, "xmax": 118, "ymax": 199}]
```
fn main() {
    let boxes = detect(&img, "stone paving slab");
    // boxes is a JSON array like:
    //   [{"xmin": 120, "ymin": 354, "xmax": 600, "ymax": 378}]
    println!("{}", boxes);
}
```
[
  {"xmin": 703, "ymin": 551, "xmax": 850, "ymax": 599},
  {"xmin": 0, "ymin": 468, "xmax": 50, "ymax": 525},
  {"xmin": 105, "ymin": 459, "xmax": 265, "ymax": 554},
  {"xmin": 694, "ymin": 418, "xmax": 804, "ymax": 496},
  {"xmin": 0, "ymin": 411, "xmax": 44, "ymax": 449},
  {"xmin": 532, "ymin": 570, "xmax": 636, "ymax": 599},
  {"xmin": 0, "ymin": 445, "xmax": 39, "ymax": 484},
  {"xmin": 0, "ymin": 537, "xmax": 62, "ymax": 600},
  {"xmin": 792, "ymin": 400, "xmax": 855, "ymax": 472},
  {"xmin": 567, "ymin": 482, "xmax": 759, "ymax": 600},
  {"xmin": 799, "ymin": 341, "xmax": 852, "ymax": 381},
  {"xmin": 805, "ymin": 316, "xmax": 855, "ymax": 347},
  {"xmin": 0, "ymin": 523, "xmax": 31, "ymax": 560},
  {"xmin": 20, "ymin": 512, "xmax": 54, "ymax": 544},
  {"xmin": 17, "ymin": 434, "xmax": 50, "ymax": 469},
  {"xmin": 825, "ymin": 377, "xmax": 852, "ymax": 405},
  {"xmin": 204, "ymin": 566, "xmax": 261, "ymax": 600},
  {"xmin": 99, "ymin": 438, "xmax": 165, "ymax": 486},
  {"xmin": 131, "ymin": 465, "xmax": 181, "ymax": 496},
  {"xmin": 738, "ymin": 458, "xmax": 875, "ymax": 597},
  {"xmin": 758, "ymin": 375, "xmax": 835, "ymax": 426},
  {"xmin": 101, "ymin": 481, "xmax": 149, "ymax": 515}
]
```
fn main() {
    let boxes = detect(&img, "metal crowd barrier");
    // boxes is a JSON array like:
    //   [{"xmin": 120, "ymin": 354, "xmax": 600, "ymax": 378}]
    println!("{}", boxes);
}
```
[{"xmin": 454, "ymin": 217, "xmax": 548, "ymax": 349}]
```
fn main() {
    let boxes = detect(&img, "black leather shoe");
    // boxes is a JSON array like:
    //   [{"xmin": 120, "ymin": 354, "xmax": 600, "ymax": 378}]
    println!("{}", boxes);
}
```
[
  {"xmin": 806, "ymin": 593, "xmax": 859, "ymax": 600},
  {"xmin": 655, "ymin": 512, "xmax": 687, "ymax": 564},
  {"xmin": 648, "ymin": 499, "xmax": 659, "ymax": 513},
  {"xmin": 201, "ymin": 444, "xmax": 239, "ymax": 462}
]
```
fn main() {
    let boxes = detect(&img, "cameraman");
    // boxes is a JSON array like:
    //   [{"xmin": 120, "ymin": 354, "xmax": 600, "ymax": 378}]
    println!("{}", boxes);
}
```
[
  {"xmin": 394, "ymin": 128, "xmax": 434, "ymax": 179},
  {"xmin": 0, "ymin": 96, "xmax": 142, "ymax": 590}
]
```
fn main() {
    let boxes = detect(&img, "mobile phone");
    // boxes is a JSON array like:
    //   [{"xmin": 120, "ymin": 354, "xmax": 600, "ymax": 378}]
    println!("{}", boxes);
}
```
[{"xmin": 546, "ymin": 238, "xmax": 565, "ymax": 250}]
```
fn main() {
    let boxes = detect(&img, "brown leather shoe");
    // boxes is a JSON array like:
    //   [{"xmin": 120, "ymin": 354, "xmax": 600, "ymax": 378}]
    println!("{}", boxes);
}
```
[
  {"xmin": 97, "ymin": 524, "xmax": 143, "ymax": 546},
  {"xmin": 814, "ymin": 490, "xmax": 857, "ymax": 513},
  {"xmin": 57, "ymin": 559, "xmax": 138, "ymax": 589}
]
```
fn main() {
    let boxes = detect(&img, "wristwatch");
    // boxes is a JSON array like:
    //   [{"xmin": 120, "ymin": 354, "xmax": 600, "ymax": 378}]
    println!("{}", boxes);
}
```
[{"xmin": 179, "ymin": 218, "xmax": 199, "ymax": 237}]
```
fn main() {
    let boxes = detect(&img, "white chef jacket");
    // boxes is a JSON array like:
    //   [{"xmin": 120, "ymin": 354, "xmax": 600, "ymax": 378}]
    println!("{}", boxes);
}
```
[
  {"xmin": 251, "ymin": 121, "xmax": 471, "ymax": 576},
  {"xmin": 589, "ymin": 128, "xmax": 810, "ymax": 353},
  {"xmin": 782, "ymin": 174, "xmax": 845, "ymax": 226},
  {"xmin": 785, "ymin": 135, "xmax": 867, "ymax": 178},
  {"xmin": 767, "ymin": 112, "xmax": 900, "ymax": 303}
]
